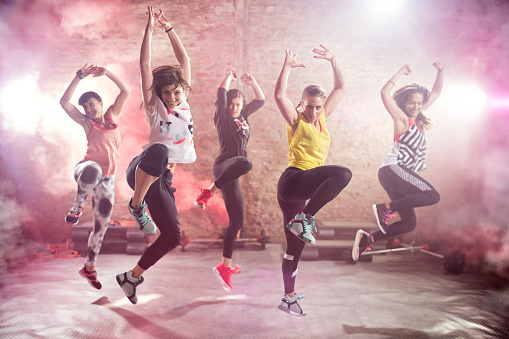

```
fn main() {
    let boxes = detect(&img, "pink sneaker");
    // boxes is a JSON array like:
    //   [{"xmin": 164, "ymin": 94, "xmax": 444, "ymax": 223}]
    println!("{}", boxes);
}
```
[
  {"xmin": 194, "ymin": 188, "xmax": 212, "ymax": 210},
  {"xmin": 212, "ymin": 263, "xmax": 241, "ymax": 292}
]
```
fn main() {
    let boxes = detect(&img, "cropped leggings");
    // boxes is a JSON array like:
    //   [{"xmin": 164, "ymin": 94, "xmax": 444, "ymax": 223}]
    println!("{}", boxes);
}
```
[
  {"xmin": 372, "ymin": 164, "xmax": 440, "ymax": 242},
  {"xmin": 126, "ymin": 143, "xmax": 180, "ymax": 270},
  {"xmin": 213, "ymin": 156, "xmax": 253, "ymax": 259},
  {"xmin": 277, "ymin": 165, "xmax": 352, "ymax": 293},
  {"xmin": 73, "ymin": 161, "xmax": 115, "ymax": 267}
]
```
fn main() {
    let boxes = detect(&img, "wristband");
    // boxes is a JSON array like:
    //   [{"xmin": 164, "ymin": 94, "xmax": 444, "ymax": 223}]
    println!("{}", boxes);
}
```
[
  {"xmin": 165, "ymin": 27, "xmax": 173, "ymax": 33},
  {"xmin": 76, "ymin": 69, "xmax": 85, "ymax": 79}
]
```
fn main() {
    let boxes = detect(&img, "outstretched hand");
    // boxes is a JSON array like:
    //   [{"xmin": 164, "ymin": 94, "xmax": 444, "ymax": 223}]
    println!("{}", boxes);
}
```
[
  {"xmin": 146, "ymin": 6, "xmax": 157, "ymax": 28},
  {"xmin": 80, "ymin": 63, "xmax": 97, "ymax": 77},
  {"xmin": 240, "ymin": 73, "xmax": 256, "ymax": 86},
  {"xmin": 312, "ymin": 44, "xmax": 336, "ymax": 63},
  {"xmin": 400, "ymin": 64, "xmax": 412, "ymax": 76},
  {"xmin": 432, "ymin": 58, "xmax": 444, "ymax": 71},
  {"xmin": 157, "ymin": 9, "xmax": 172, "ymax": 29},
  {"xmin": 228, "ymin": 70, "xmax": 238, "ymax": 81},
  {"xmin": 285, "ymin": 50, "xmax": 306, "ymax": 68},
  {"xmin": 92, "ymin": 66, "xmax": 107, "ymax": 77}
]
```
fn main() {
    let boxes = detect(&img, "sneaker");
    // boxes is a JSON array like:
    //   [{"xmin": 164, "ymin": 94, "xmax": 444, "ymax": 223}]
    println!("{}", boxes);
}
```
[
  {"xmin": 65, "ymin": 203, "xmax": 83, "ymax": 225},
  {"xmin": 285, "ymin": 213, "xmax": 317, "ymax": 245},
  {"xmin": 373, "ymin": 204, "xmax": 396, "ymax": 234},
  {"xmin": 194, "ymin": 188, "xmax": 212, "ymax": 210},
  {"xmin": 128, "ymin": 198, "xmax": 157, "ymax": 235},
  {"xmin": 79, "ymin": 265, "xmax": 102, "ymax": 290},
  {"xmin": 352, "ymin": 229, "xmax": 374, "ymax": 261},
  {"xmin": 116, "ymin": 270, "xmax": 144, "ymax": 305},
  {"xmin": 278, "ymin": 293, "xmax": 307, "ymax": 316},
  {"xmin": 212, "ymin": 263, "xmax": 241, "ymax": 292}
]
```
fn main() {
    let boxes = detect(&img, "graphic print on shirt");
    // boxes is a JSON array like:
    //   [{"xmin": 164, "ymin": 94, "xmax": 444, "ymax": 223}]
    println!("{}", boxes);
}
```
[
  {"xmin": 396, "ymin": 125, "xmax": 427, "ymax": 171},
  {"xmin": 234, "ymin": 117, "xmax": 249, "ymax": 136}
]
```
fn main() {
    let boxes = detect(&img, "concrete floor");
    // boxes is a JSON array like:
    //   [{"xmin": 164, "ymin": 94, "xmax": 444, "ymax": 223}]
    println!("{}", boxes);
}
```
[{"xmin": 1, "ymin": 243, "xmax": 508, "ymax": 339}]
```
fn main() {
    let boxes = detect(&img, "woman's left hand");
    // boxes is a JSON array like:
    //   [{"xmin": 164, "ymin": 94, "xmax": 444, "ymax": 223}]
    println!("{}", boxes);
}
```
[
  {"xmin": 313, "ymin": 44, "xmax": 336, "ymax": 63},
  {"xmin": 240, "ymin": 73, "xmax": 255, "ymax": 85},
  {"xmin": 157, "ymin": 9, "xmax": 172, "ymax": 30}
]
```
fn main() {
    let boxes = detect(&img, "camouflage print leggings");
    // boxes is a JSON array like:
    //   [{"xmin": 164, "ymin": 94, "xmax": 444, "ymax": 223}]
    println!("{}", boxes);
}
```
[{"xmin": 73, "ymin": 161, "xmax": 115, "ymax": 266}]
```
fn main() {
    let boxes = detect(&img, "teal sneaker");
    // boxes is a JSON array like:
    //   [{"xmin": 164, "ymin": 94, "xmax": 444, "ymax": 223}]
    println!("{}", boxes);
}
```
[
  {"xmin": 278, "ymin": 293, "xmax": 307, "ymax": 316},
  {"xmin": 128, "ymin": 199, "xmax": 157, "ymax": 235},
  {"xmin": 285, "ymin": 213, "xmax": 317, "ymax": 245}
]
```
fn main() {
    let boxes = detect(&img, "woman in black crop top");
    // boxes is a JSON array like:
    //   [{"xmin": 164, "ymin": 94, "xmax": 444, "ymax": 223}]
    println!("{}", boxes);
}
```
[
  {"xmin": 194, "ymin": 70, "xmax": 265, "ymax": 292},
  {"xmin": 352, "ymin": 59, "xmax": 444, "ymax": 262}
]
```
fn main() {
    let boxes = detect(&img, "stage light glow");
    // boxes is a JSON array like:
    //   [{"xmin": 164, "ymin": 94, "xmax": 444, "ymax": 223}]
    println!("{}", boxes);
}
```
[
  {"xmin": 441, "ymin": 84, "xmax": 487, "ymax": 118},
  {"xmin": 367, "ymin": 0, "xmax": 407, "ymax": 20},
  {"xmin": 0, "ymin": 74, "xmax": 43, "ymax": 135}
]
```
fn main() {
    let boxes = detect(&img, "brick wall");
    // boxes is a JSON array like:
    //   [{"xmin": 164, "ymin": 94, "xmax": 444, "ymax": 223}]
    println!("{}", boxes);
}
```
[{"xmin": 1, "ymin": 0, "xmax": 508, "ymax": 257}]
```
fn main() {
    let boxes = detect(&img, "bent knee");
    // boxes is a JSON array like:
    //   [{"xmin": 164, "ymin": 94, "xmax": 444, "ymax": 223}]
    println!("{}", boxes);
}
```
[
  {"xmin": 81, "ymin": 165, "xmax": 101, "ymax": 184},
  {"xmin": 146, "ymin": 143, "xmax": 169, "ymax": 160}
]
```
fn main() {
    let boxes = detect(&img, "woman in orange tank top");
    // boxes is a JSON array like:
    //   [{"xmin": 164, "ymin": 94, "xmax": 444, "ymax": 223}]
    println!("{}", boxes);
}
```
[{"xmin": 60, "ymin": 64, "xmax": 130, "ymax": 290}]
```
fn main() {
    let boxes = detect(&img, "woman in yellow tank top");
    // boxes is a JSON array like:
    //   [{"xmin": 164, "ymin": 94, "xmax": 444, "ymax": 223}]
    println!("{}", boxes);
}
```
[{"xmin": 274, "ymin": 46, "xmax": 352, "ymax": 316}]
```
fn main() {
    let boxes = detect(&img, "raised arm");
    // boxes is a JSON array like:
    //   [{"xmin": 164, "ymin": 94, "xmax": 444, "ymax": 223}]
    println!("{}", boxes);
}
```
[
  {"xmin": 140, "ymin": 6, "xmax": 157, "ymax": 112},
  {"xmin": 220, "ymin": 70, "xmax": 237, "ymax": 90},
  {"xmin": 381, "ymin": 65, "xmax": 412, "ymax": 134},
  {"xmin": 424, "ymin": 58, "xmax": 444, "ymax": 110},
  {"xmin": 60, "ymin": 63, "xmax": 97, "ymax": 129},
  {"xmin": 158, "ymin": 10, "xmax": 191, "ymax": 87},
  {"xmin": 313, "ymin": 45, "xmax": 345, "ymax": 118},
  {"xmin": 92, "ymin": 67, "xmax": 130, "ymax": 119},
  {"xmin": 274, "ymin": 50, "xmax": 305, "ymax": 128},
  {"xmin": 241, "ymin": 73, "xmax": 265, "ymax": 101}
]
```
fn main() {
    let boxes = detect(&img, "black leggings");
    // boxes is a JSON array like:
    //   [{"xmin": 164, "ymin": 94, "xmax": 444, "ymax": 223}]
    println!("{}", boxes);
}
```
[
  {"xmin": 213, "ymin": 156, "xmax": 252, "ymax": 258},
  {"xmin": 277, "ymin": 165, "xmax": 352, "ymax": 293},
  {"xmin": 126, "ymin": 144, "xmax": 180, "ymax": 270},
  {"xmin": 372, "ymin": 165, "xmax": 440, "ymax": 242}
]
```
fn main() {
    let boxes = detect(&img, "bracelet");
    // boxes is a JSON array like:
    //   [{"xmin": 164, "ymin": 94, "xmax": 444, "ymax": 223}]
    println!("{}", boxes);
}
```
[
  {"xmin": 76, "ymin": 69, "xmax": 85, "ymax": 79},
  {"xmin": 438, "ymin": 67, "xmax": 444, "ymax": 72},
  {"xmin": 165, "ymin": 27, "xmax": 173, "ymax": 33},
  {"xmin": 388, "ymin": 81, "xmax": 395, "ymax": 85}
]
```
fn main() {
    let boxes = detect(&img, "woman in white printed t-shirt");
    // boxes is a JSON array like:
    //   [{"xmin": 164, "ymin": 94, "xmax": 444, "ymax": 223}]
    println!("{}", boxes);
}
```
[{"xmin": 116, "ymin": 6, "xmax": 195, "ymax": 305}]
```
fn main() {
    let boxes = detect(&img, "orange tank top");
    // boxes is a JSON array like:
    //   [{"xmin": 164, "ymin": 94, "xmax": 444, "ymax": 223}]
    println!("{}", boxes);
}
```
[{"xmin": 83, "ymin": 117, "xmax": 120, "ymax": 176}]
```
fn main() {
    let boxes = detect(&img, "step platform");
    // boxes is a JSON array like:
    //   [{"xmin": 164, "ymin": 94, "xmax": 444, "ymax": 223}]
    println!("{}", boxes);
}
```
[
  {"xmin": 71, "ymin": 221, "xmax": 149, "ymax": 255},
  {"xmin": 301, "ymin": 220, "xmax": 378, "ymax": 261}
]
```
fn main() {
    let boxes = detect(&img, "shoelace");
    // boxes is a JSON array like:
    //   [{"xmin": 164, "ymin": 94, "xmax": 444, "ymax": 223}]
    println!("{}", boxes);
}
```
[
  {"xmin": 302, "ymin": 217, "xmax": 317, "ymax": 233},
  {"xmin": 196, "ymin": 188, "xmax": 212, "ymax": 203},
  {"xmin": 69, "ymin": 204, "xmax": 82, "ymax": 215},
  {"xmin": 133, "ymin": 203, "xmax": 151, "ymax": 226},
  {"xmin": 296, "ymin": 292, "xmax": 306, "ymax": 301},
  {"xmin": 231, "ymin": 264, "xmax": 241, "ymax": 274},
  {"xmin": 384, "ymin": 210, "xmax": 396, "ymax": 224}
]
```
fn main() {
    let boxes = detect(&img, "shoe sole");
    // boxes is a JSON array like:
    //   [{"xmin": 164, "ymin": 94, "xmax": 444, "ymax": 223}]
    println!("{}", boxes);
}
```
[
  {"xmin": 194, "ymin": 201, "xmax": 206, "ymax": 210},
  {"xmin": 65, "ymin": 216, "xmax": 79, "ymax": 226},
  {"xmin": 285, "ymin": 224, "xmax": 315, "ymax": 245},
  {"xmin": 278, "ymin": 305, "xmax": 306, "ymax": 316},
  {"xmin": 212, "ymin": 267, "xmax": 232, "ymax": 292},
  {"xmin": 352, "ymin": 229, "xmax": 366, "ymax": 262},
  {"xmin": 372, "ymin": 204, "xmax": 387, "ymax": 235}
]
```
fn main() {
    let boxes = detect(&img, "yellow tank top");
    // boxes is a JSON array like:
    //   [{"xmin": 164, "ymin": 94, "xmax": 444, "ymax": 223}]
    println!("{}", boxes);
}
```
[{"xmin": 287, "ymin": 112, "xmax": 329, "ymax": 170}]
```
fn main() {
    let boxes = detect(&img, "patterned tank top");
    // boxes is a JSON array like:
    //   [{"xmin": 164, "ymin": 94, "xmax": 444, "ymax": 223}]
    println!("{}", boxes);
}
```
[{"xmin": 381, "ymin": 118, "xmax": 426, "ymax": 171}]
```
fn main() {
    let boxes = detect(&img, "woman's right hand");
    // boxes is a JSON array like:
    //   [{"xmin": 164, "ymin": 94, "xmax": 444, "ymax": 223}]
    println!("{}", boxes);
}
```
[
  {"xmin": 284, "ymin": 50, "xmax": 306, "ymax": 69},
  {"xmin": 80, "ymin": 63, "xmax": 97, "ymax": 77}
]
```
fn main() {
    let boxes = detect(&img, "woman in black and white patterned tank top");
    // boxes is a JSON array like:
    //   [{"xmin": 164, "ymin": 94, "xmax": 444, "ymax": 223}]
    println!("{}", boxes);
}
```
[{"xmin": 352, "ymin": 59, "xmax": 444, "ymax": 261}]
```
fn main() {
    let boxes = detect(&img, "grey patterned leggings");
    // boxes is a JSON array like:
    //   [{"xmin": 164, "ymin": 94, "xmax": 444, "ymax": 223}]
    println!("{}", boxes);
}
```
[{"xmin": 73, "ymin": 161, "xmax": 115, "ymax": 266}]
